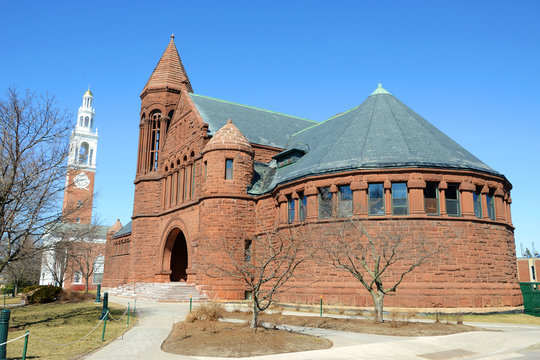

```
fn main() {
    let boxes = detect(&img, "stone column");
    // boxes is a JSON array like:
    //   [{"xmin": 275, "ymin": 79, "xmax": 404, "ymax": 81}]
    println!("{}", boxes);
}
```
[
  {"xmin": 305, "ymin": 186, "xmax": 319, "ymax": 220},
  {"xmin": 384, "ymin": 180, "xmax": 392, "ymax": 216},
  {"xmin": 494, "ymin": 188, "xmax": 505, "ymax": 222},
  {"xmin": 507, "ymin": 197, "xmax": 513, "ymax": 225},
  {"xmin": 481, "ymin": 185, "xmax": 490, "ymax": 220},
  {"xmin": 292, "ymin": 191, "xmax": 299, "ymax": 222},
  {"xmin": 278, "ymin": 194, "xmax": 288, "ymax": 224},
  {"xmin": 330, "ymin": 184, "xmax": 338, "ymax": 217},
  {"xmin": 438, "ymin": 181, "xmax": 447, "ymax": 216},
  {"xmin": 407, "ymin": 178, "xmax": 426, "ymax": 216},
  {"xmin": 459, "ymin": 181, "xmax": 475, "ymax": 218},
  {"xmin": 351, "ymin": 180, "xmax": 368, "ymax": 216}
]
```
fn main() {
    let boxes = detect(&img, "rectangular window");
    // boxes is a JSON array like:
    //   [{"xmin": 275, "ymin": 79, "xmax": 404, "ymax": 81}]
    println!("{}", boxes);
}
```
[
  {"xmin": 338, "ymin": 185, "xmax": 353, "ymax": 217},
  {"xmin": 287, "ymin": 196, "xmax": 295, "ymax": 223},
  {"xmin": 244, "ymin": 239, "xmax": 252, "ymax": 262},
  {"xmin": 299, "ymin": 192, "xmax": 307, "ymax": 222},
  {"xmin": 424, "ymin": 182, "xmax": 439, "ymax": 215},
  {"xmin": 391, "ymin": 182, "xmax": 408, "ymax": 215},
  {"xmin": 318, "ymin": 187, "xmax": 333, "ymax": 219},
  {"xmin": 178, "ymin": 169, "xmax": 184, "ymax": 202},
  {"xmin": 368, "ymin": 183, "xmax": 384, "ymax": 215},
  {"xmin": 73, "ymin": 272, "xmax": 82, "ymax": 284},
  {"xmin": 184, "ymin": 167, "xmax": 189, "ymax": 201},
  {"xmin": 191, "ymin": 163, "xmax": 196, "ymax": 198},
  {"xmin": 225, "ymin": 159, "xmax": 233, "ymax": 180},
  {"xmin": 486, "ymin": 190, "xmax": 496, "ymax": 220},
  {"xmin": 445, "ymin": 183, "xmax": 460, "ymax": 216},
  {"xmin": 473, "ymin": 187, "xmax": 482, "ymax": 218}
]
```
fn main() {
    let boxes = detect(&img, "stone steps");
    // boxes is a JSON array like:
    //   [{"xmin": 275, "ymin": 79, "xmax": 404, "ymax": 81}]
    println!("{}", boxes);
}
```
[{"xmin": 104, "ymin": 282, "xmax": 208, "ymax": 302}]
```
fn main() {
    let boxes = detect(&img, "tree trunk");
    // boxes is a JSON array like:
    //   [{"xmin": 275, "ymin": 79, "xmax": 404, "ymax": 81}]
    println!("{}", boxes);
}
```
[
  {"xmin": 371, "ymin": 291, "xmax": 385, "ymax": 323},
  {"xmin": 85, "ymin": 278, "xmax": 89, "ymax": 293},
  {"xmin": 251, "ymin": 299, "xmax": 259, "ymax": 329}
]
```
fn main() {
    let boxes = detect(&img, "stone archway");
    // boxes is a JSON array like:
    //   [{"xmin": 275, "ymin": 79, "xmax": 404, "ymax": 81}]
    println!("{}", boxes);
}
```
[{"xmin": 164, "ymin": 228, "xmax": 188, "ymax": 282}]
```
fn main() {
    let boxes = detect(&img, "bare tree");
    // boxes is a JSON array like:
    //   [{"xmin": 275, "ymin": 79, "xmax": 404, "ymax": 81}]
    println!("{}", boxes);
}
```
[
  {"xmin": 4, "ymin": 246, "xmax": 41, "ymax": 294},
  {"xmin": 322, "ymin": 218, "xmax": 451, "ymax": 323},
  {"xmin": 207, "ymin": 224, "xmax": 316, "ymax": 329},
  {"xmin": 0, "ymin": 87, "xmax": 71, "ymax": 273},
  {"xmin": 69, "ymin": 224, "xmax": 104, "ymax": 292}
]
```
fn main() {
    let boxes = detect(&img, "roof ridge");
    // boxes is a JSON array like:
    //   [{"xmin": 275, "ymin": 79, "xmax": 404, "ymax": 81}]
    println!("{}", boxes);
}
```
[
  {"xmin": 189, "ymin": 93, "xmax": 316, "ymax": 123},
  {"xmin": 290, "ymin": 102, "xmax": 365, "ymax": 137},
  {"xmin": 382, "ymin": 94, "xmax": 413, "ymax": 158}
]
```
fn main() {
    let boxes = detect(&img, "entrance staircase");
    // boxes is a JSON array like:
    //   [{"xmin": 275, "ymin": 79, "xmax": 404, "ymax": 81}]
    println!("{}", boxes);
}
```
[{"xmin": 103, "ymin": 282, "xmax": 208, "ymax": 302}]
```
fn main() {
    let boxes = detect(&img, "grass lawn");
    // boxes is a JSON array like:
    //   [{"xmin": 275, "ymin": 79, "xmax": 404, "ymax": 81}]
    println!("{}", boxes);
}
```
[
  {"xmin": 0, "ymin": 296, "xmax": 23, "ymax": 306},
  {"xmin": 5, "ymin": 300, "xmax": 136, "ymax": 360},
  {"xmin": 458, "ymin": 313, "xmax": 540, "ymax": 325}
]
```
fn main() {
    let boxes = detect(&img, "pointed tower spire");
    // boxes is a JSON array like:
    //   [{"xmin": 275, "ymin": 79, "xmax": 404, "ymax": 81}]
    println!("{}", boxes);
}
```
[{"xmin": 143, "ymin": 36, "xmax": 193, "ymax": 94}]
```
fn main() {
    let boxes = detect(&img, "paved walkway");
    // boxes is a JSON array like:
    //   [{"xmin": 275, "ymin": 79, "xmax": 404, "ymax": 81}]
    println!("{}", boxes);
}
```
[{"xmin": 85, "ymin": 297, "xmax": 540, "ymax": 360}]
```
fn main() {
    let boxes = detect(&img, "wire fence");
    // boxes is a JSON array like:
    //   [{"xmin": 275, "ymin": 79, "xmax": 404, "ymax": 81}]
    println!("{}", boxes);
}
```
[
  {"xmin": 29, "ymin": 310, "xmax": 109, "ymax": 347},
  {"xmin": 1, "ymin": 299, "xmax": 136, "ymax": 359}
]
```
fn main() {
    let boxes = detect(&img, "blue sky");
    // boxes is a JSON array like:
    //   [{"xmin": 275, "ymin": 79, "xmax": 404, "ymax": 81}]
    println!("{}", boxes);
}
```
[{"xmin": 1, "ymin": 1, "xmax": 539, "ymax": 254}]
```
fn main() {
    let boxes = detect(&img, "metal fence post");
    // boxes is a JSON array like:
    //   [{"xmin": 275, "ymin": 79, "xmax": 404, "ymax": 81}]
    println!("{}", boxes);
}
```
[
  {"xmin": 320, "ymin": 295, "xmax": 323, "ymax": 317},
  {"xmin": 100, "ymin": 293, "xmax": 108, "ymax": 320},
  {"xmin": 189, "ymin": 295, "xmax": 192, "ymax": 313},
  {"xmin": 95, "ymin": 284, "xmax": 101, "ymax": 303},
  {"xmin": 22, "ymin": 331, "xmax": 29, "ymax": 360},
  {"xmin": 0, "ymin": 309, "xmax": 11, "ymax": 360},
  {"xmin": 101, "ymin": 312, "xmax": 108, "ymax": 342}
]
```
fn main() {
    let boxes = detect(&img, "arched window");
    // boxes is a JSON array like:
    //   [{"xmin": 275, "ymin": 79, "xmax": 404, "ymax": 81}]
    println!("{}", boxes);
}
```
[
  {"xmin": 90, "ymin": 118, "xmax": 94, "ymax": 129},
  {"xmin": 149, "ymin": 112, "xmax": 161, "ymax": 171},
  {"xmin": 84, "ymin": 116, "xmax": 89, "ymax": 127},
  {"xmin": 79, "ymin": 116, "xmax": 83, "ymax": 126},
  {"xmin": 93, "ymin": 255, "xmax": 104, "ymax": 284},
  {"xmin": 79, "ymin": 142, "xmax": 89, "ymax": 164}
]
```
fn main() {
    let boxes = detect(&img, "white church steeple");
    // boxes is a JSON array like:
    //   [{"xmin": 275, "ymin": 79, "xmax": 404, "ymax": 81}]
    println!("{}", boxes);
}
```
[{"xmin": 68, "ymin": 87, "xmax": 98, "ymax": 170}]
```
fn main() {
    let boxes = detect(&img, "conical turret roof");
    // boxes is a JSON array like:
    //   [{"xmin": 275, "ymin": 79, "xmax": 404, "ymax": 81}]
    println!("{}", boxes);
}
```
[
  {"xmin": 143, "ymin": 35, "xmax": 193, "ymax": 93},
  {"xmin": 257, "ymin": 84, "xmax": 501, "ymax": 192},
  {"xmin": 202, "ymin": 119, "xmax": 253, "ymax": 154}
]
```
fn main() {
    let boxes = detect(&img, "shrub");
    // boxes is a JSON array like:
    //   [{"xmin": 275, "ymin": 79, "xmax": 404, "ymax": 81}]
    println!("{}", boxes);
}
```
[
  {"xmin": 60, "ymin": 289, "xmax": 95, "ymax": 302},
  {"xmin": 28, "ymin": 286, "xmax": 62, "ymax": 304},
  {"xmin": 21, "ymin": 285, "xmax": 41, "ymax": 294},
  {"xmin": 189, "ymin": 302, "xmax": 224, "ymax": 322}
]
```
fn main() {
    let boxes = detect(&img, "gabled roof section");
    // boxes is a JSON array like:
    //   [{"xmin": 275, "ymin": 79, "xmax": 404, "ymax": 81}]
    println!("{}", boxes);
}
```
[
  {"xmin": 143, "ymin": 35, "xmax": 193, "ymax": 93},
  {"xmin": 113, "ymin": 221, "xmax": 132, "ymax": 238},
  {"xmin": 250, "ymin": 85, "xmax": 503, "ymax": 194},
  {"xmin": 189, "ymin": 94, "xmax": 315, "ymax": 149}
]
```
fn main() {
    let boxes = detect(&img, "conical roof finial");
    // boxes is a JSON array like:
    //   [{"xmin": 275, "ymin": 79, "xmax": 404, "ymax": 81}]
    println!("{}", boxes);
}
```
[
  {"xmin": 370, "ymin": 83, "xmax": 391, "ymax": 96},
  {"xmin": 84, "ymin": 85, "xmax": 93, "ymax": 96},
  {"xmin": 171, "ymin": 33, "xmax": 175, "ymax": 40}
]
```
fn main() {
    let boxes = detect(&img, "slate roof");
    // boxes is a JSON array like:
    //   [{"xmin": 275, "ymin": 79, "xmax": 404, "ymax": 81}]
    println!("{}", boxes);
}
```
[
  {"xmin": 48, "ymin": 223, "xmax": 110, "ymax": 239},
  {"xmin": 113, "ymin": 221, "xmax": 132, "ymax": 238},
  {"xmin": 249, "ymin": 85, "xmax": 503, "ymax": 195},
  {"xmin": 189, "ymin": 94, "xmax": 316, "ymax": 149}
]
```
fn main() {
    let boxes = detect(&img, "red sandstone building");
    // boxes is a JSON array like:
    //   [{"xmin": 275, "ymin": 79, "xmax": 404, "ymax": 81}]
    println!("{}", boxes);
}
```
[{"xmin": 103, "ymin": 36, "xmax": 521, "ymax": 309}]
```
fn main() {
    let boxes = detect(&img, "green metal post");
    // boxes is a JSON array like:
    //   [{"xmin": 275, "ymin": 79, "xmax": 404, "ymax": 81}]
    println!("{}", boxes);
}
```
[
  {"xmin": 320, "ymin": 295, "xmax": 323, "ymax": 317},
  {"xmin": 100, "ymin": 293, "xmax": 108, "ymax": 320},
  {"xmin": 189, "ymin": 295, "xmax": 192, "ymax": 312},
  {"xmin": 127, "ymin": 303, "xmax": 130, "ymax": 327},
  {"xmin": 0, "ymin": 309, "xmax": 11, "ymax": 360},
  {"xmin": 22, "ymin": 331, "xmax": 29, "ymax": 360},
  {"xmin": 95, "ymin": 284, "xmax": 101, "ymax": 303},
  {"xmin": 101, "ymin": 312, "xmax": 108, "ymax": 342}
]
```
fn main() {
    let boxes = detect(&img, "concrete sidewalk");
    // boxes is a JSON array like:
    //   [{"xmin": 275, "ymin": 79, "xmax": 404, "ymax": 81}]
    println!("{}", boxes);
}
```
[{"xmin": 85, "ymin": 297, "xmax": 540, "ymax": 360}]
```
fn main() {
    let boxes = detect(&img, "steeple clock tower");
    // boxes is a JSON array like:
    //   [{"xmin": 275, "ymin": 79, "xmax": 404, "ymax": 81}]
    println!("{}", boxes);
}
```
[{"xmin": 62, "ymin": 88, "xmax": 98, "ymax": 224}]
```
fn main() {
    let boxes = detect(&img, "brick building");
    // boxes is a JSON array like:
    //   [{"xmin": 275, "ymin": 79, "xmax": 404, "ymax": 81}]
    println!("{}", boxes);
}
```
[{"xmin": 103, "ymin": 36, "xmax": 521, "ymax": 309}]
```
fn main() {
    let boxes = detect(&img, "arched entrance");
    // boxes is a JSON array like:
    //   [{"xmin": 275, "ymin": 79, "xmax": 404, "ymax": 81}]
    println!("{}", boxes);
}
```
[{"xmin": 165, "ymin": 228, "xmax": 188, "ymax": 281}]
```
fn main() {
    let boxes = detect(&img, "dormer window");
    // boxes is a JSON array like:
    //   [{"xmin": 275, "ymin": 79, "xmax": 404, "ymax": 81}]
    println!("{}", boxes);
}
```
[{"xmin": 273, "ymin": 147, "xmax": 307, "ymax": 169}]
